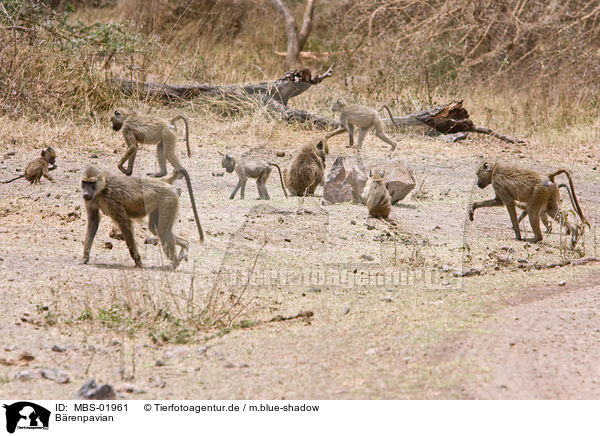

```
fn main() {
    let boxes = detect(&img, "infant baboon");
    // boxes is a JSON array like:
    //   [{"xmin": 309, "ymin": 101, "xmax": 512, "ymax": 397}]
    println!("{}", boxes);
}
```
[
  {"xmin": 3, "ymin": 147, "xmax": 57, "ymax": 184},
  {"xmin": 220, "ymin": 153, "xmax": 288, "ymax": 200},
  {"xmin": 284, "ymin": 138, "xmax": 329, "ymax": 196},
  {"xmin": 111, "ymin": 108, "xmax": 191, "ymax": 178},
  {"xmin": 327, "ymin": 99, "xmax": 400, "ymax": 151},
  {"xmin": 468, "ymin": 162, "xmax": 586, "ymax": 246},
  {"xmin": 362, "ymin": 169, "xmax": 391, "ymax": 219},
  {"xmin": 81, "ymin": 166, "xmax": 203, "ymax": 269}
]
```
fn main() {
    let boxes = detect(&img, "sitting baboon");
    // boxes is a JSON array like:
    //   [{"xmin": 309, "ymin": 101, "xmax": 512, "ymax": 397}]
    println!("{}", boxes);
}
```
[
  {"xmin": 283, "ymin": 138, "xmax": 329, "ymax": 196},
  {"xmin": 220, "ymin": 153, "xmax": 288, "ymax": 200},
  {"xmin": 81, "ymin": 166, "xmax": 203, "ymax": 269},
  {"xmin": 3, "ymin": 147, "xmax": 57, "ymax": 184},
  {"xmin": 362, "ymin": 169, "xmax": 391, "ymax": 219},
  {"xmin": 326, "ymin": 99, "xmax": 400, "ymax": 151},
  {"xmin": 468, "ymin": 162, "xmax": 587, "ymax": 246},
  {"xmin": 111, "ymin": 108, "xmax": 191, "ymax": 178}
]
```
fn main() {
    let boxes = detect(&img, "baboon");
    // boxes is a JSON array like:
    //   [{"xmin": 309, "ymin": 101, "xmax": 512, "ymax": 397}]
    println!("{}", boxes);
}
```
[
  {"xmin": 283, "ymin": 138, "xmax": 329, "ymax": 196},
  {"xmin": 362, "ymin": 169, "xmax": 392, "ymax": 219},
  {"xmin": 111, "ymin": 108, "xmax": 191, "ymax": 178},
  {"xmin": 3, "ymin": 147, "xmax": 57, "ymax": 184},
  {"xmin": 219, "ymin": 153, "xmax": 288, "ymax": 200},
  {"xmin": 81, "ymin": 166, "xmax": 203, "ymax": 269},
  {"xmin": 468, "ymin": 162, "xmax": 587, "ymax": 246},
  {"xmin": 326, "ymin": 99, "xmax": 401, "ymax": 151}
]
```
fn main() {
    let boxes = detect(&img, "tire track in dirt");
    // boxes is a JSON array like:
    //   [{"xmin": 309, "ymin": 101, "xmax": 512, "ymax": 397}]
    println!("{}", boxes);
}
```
[{"xmin": 453, "ymin": 272, "xmax": 600, "ymax": 399}]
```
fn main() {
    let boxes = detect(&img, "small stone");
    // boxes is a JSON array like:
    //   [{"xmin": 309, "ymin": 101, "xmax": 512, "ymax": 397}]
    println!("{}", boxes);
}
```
[
  {"xmin": 453, "ymin": 267, "xmax": 482, "ymax": 278},
  {"xmin": 276, "ymin": 151, "xmax": 285, "ymax": 157},
  {"xmin": 144, "ymin": 237, "xmax": 159, "ymax": 246},
  {"xmin": 365, "ymin": 348, "xmax": 377, "ymax": 355},
  {"xmin": 366, "ymin": 225, "xmax": 375, "ymax": 230},
  {"xmin": 149, "ymin": 378, "xmax": 166, "ymax": 388},
  {"xmin": 51, "ymin": 345, "xmax": 66, "ymax": 353},
  {"xmin": 499, "ymin": 384, "xmax": 508, "ymax": 390},
  {"xmin": 379, "ymin": 296, "xmax": 393, "ymax": 303},
  {"xmin": 16, "ymin": 369, "xmax": 41, "ymax": 381},
  {"xmin": 211, "ymin": 171, "xmax": 224, "ymax": 177},
  {"xmin": 111, "ymin": 340, "xmax": 121, "ymax": 346},
  {"xmin": 41, "ymin": 368, "xmax": 70, "ymax": 384},
  {"xmin": 306, "ymin": 287, "xmax": 321, "ymax": 293},
  {"xmin": 224, "ymin": 362, "xmax": 236, "ymax": 368},
  {"xmin": 284, "ymin": 238, "xmax": 291, "ymax": 242},
  {"xmin": 155, "ymin": 360, "xmax": 165, "ymax": 367},
  {"xmin": 91, "ymin": 153, "xmax": 99, "ymax": 159},
  {"xmin": 342, "ymin": 306, "xmax": 350, "ymax": 315},
  {"xmin": 350, "ymin": 220, "xmax": 356, "ymax": 225},
  {"xmin": 104, "ymin": 241, "xmax": 113, "ymax": 249},
  {"xmin": 18, "ymin": 352, "xmax": 34, "ymax": 362},
  {"xmin": 360, "ymin": 254, "xmax": 374, "ymax": 261},
  {"xmin": 558, "ymin": 280, "xmax": 566, "ymax": 286}
]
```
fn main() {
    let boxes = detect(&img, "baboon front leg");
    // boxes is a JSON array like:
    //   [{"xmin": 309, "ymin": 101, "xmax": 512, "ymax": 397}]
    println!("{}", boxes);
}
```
[
  {"xmin": 346, "ymin": 124, "xmax": 355, "ymax": 148},
  {"xmin": 118, "ymin": 146, "xmax": 138, "ymax": 176},
  {"xmin": 148, "ymin": 140, "xmax": 168, "ymax": 178},
  {"xmin": 83, "ymin": 208, "xmax": 100, "ymax": 264},
  {"xmin": 43, "ymin": 168, "xmax": 55, "ymax": 183},
  {"xmin": 240, "ymin": 179, "xmax": 247, "ymax": 199},
  {"xmin": 468, "ymin": 197, "xmax": 502, "ymax": 221},
  {"xmin": 109, "ymin": 204, "xmax": 142, "ymax": 267},
  {"xmin": 230, "ymin": 180, "xmax": 242, "ymax": 199}
]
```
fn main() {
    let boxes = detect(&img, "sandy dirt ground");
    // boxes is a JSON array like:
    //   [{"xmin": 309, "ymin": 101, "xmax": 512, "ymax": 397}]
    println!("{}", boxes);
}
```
[{"xmin": 1, "ymin": 114, "xmax": 599, "ymax": 399}]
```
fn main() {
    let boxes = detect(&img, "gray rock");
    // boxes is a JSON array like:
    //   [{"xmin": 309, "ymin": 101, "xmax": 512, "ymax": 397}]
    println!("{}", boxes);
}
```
[
  {"xmin": 75, "ymin": 379, "xmax": 116, "ymax": 400},
  {"xmin": 42, "ymin": 368, "xmax": 70, "ymax": 384},
  {"xmin": 347, "ymin": 165, "xmax": 367, "ymax": 204},
  {"xmin": 16, "ymin": 369, "xmax": 41, "ymax": 382},
  {"xmin": 52, "ymin": 345, "xmax": 66, "ymax": 353},
  {"xmin": 323, "ymin": 156, "xmax": 353, "ymax": 204},
  {"xmin": 372, "ymin": 158, "xmax": 415, "ymax": 203}
]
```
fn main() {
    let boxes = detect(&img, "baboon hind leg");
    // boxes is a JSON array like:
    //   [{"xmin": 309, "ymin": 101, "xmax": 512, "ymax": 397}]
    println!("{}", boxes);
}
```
[
  {"xmin": 157, "ymin": 198, "xmax": 180, "ymax": 268},
  {"xmin": 162, "ymin": 134, "xmax": 184, "ymax": 179},
  {"xmin": 148, "ymin": 140, "xmax": 168, "ymax": 178},
  {"xmin": 374, "ymin": 120, "xmax": 397, "ymax": 151}
]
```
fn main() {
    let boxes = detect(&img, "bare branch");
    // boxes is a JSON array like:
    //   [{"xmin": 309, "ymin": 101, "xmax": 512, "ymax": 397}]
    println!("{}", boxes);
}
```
[{"xmin": 298, "ymin": 0, "xmax": 317, "ymax": 49}]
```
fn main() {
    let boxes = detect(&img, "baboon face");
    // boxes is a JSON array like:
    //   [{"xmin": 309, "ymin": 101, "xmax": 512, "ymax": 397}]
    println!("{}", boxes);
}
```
[
  {"xmin": 315, "ymin": 140, "xmax": 328, "ymax": 165},
  {"xmin": 221, "ymin": 154, "xmax": 236, "ymax": 173},
  {"xmin": 43, "ymin": 147, "xmax": 56, "ymax": 165},
  {"xmin": 475, "ymin": 162, "xmax": 493, "ymax": 188},
  {"xmin": 330, "ymin": 98, "xmax": 347, "ymax": 113},
  {"xmin": 111, "ymin": 110, "xmax": 124, "ymax": 131},
  {"xmin": 370, "ymin": 169, "xmax": 385, "ymax": 180},
  {"xmin": 81, "ymin": 167, "xmax": 104, "ymax": 201}
]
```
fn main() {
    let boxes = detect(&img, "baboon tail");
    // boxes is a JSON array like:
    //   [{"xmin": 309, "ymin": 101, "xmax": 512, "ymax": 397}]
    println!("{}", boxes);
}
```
[
  {"xmin": 170, "ymin": 115, "xmax": 191, "ymax": 158},
  {"xmin": 2, "ymin": 174, "xmax": 24, "ymax": 184},
  {"xmin": 174, "ymin": 168, "xmax": 204, "ymax": 243},
  {"xmin": 269, "ymin": 163, "xmax": 289, "ymax": 198},
  {"xmin": 549, "ymin": 169, "xmax": 587, "ymax": 224},
  {"xmin": 381, "ymin": 105, "xmax": 401, "ymax": 130}
]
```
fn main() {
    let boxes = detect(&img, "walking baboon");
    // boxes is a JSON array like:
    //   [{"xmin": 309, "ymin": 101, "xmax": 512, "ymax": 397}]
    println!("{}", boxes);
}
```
[
  {"xmin": 219, "ymin": 153, "xmax": 288, "ymax": 200},
  {"xmin": 111, "ymin": 109, "xmax": 191, "ymax": 178},
  {"xmin": 468, "ymin": 162, "xmax": 586, "ymax": 246},
  {"xmin": 326, "ymin": 99, "xmax": 401, "ymax": 151},
  {"xmin": 81, "ymin": 166, "xmax": 203, "ymax": 269},
  {"xmin": 3, "ymin": 147, "xmax": 57, "ymax": 184},
  {"xmin": 284, "ymin": 138, "xmax": 329, "ymax": 196},
  {"xmin": 362, "ymin": 169, "xmax": 391, "ymax": 219}
]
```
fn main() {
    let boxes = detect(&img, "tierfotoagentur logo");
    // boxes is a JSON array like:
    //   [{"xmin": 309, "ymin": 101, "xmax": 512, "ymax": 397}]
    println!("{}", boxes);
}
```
[{"xmin": 2, "ymin": 402, "xmax": 50, "ymax": 434}]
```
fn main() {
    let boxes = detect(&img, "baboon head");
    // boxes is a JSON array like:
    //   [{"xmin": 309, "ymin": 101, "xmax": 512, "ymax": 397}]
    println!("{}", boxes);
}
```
[
  {"xmin": 369, "ymin": 169, "xmax": 385, "ymax": 180},
  {"xmin": 111, "ymin": 109, "xmax": 126, "ymax": 131},
  {"xmin": 81, "ymin": 166, "xmax": 106, "ymax": 201},
  {"xmin": 330, "ymin": 98, "xmax": 347, "ymax": 113},
  {"xmin": 314, "ymin": 139, "xmax": 329, "ymax": 165},
  {"xmin": 475, "ymin": 162, "xmax": 494, "ymax": 189},
  {"xmin": 42, "ymin": 147, "xmax": 56, "ymax": 165},
  {"xmin": 220, "ymin": 153, "xmax": 236, "ymax": 173}
]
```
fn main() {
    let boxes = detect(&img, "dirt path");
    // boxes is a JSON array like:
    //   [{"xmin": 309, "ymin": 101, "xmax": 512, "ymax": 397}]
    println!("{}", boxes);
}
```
[{"xmin": 453, "ymin": 274, "xmax": 600, "ymax": 399}]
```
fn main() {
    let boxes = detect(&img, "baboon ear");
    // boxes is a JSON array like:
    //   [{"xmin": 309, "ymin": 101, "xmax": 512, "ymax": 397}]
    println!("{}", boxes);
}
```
[
  {"xmin": 225, "ymin": 154, "xmax": 232, "ymax": 159},
  {"xmin": 483, "ymin": 162, "xmax": 490, "ymax": 170},
  {"xmin": 316, "ymin": 141, "xmax": 323, "ymax": 150},
  {"xmin": 381, "ymin": 170, "xmax": 385, "ymax": 178}
]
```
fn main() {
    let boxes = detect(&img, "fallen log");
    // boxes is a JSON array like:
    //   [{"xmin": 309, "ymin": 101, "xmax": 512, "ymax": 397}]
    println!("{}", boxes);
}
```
[{"xmin": 111, "ymin": 71, "xmax": 523, "ymax": 144}]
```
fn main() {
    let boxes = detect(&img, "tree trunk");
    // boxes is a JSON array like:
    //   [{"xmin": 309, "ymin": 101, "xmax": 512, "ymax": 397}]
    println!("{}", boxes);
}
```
[{"xmin": 270, "ymin": 0, "xmax": 317, "ymax": 68}]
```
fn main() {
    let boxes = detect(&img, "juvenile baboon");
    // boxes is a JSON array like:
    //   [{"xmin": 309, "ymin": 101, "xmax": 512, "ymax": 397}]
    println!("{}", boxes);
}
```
[
  {"xmin": 219, "ymin": 153, "xmax": 288, "ymax": 200},
  {"xmin": 111, "ymin": 108, "xmax": 191, "ymax": 178},
  {"xmin": 362, "ymin": 169, "xmax": 392, "ymax": 219},
  {"xmin": 283, "ymin": 138, "xmax": 329, "ymax": 196},
  {"xmin": 468, "ymin": 162, "xmax": 587, "ymax": 246},
  {"xmin": 3, "ymin": 147, "xmax": 57, "ymax": 184},
  {"xmin": 81, "ymin": 166, "xmax": 203, "ymax": 269},
  {"xmin": 326, "ymin": 99, "xmax": 401, "ymax": 151}
]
